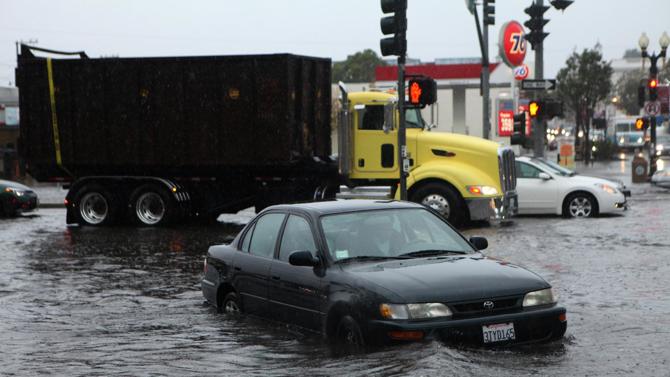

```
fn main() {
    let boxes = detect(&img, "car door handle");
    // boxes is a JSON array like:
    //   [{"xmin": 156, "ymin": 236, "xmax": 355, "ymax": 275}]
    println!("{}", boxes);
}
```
[{"xmin": 271, "ymin": 276, "xmax": 280, "ymax": 281}]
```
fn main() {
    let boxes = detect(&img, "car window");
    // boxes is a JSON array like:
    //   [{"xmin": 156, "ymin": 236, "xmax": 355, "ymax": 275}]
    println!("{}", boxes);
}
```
[
  {"xmin": 320, "ymin": 208, "xmax": 474, "ymax": 261},
  {"xmin": 248, "ymin": 213, "xmax": 286, "ymax": 258},
  {"xmin": 516, "ymin": 161, "xmax": 543, "ymax": 179},
  {"xmin": 278, "ymin": 215, "xmax": 317, "ymax": 262},
  {"xmin": 240, "ymin": 223, "xmax": 256, "ymax": 252}
]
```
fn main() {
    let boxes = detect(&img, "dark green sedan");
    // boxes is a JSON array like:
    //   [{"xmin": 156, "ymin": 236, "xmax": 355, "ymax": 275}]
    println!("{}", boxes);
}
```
[{"xmin": 0, "ymin": 179, "xmax": 39, "ymax": 217}]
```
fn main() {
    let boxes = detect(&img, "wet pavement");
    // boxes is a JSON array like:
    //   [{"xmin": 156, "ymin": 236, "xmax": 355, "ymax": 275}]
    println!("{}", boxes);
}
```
[{"xmin": 1, "ymin": 158, "xmax": 670, "ymax": 376}]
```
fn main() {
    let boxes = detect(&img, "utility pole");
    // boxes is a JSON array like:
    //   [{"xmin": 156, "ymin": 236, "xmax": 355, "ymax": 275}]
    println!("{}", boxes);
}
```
[{"xmin": 472, "ymin": 0, "xmax": 495, "ymax": 140}]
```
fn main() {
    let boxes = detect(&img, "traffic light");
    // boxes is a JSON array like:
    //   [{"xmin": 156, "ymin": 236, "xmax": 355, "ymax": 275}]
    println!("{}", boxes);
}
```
[
  {"xmin": 528, "ymin": 101, "xmax": 541, "ymax": 118},
  {"xmin": 635, "ymin": 118, "xmax": 649, "ymax": 131},
  {"xmin": 511, "ymin": 112, "xmax": 527, "ymax": 145},
  {"xmin": 648, "ymin": 77, "xmax": 658, "ymax": 101},
  {"xmin": 407, "ymin": 76, "xmax": 437, "ymax": 107},
  {"xmin": 380, "ymin": 0, "xmax": 407, "ymax": 57},
  {"xmin": 483, "ymin": 0, "xmax": 495, "ymax": 26},
  {"xmin": 550, "ymin": 0, "xmax": 573, "ymax": 10},
  {"xmin": 527, "ymin": 100, "xmax": 563, "ymax": 119},
  {"xmin": 524, "ymin": 3, "xmax": 549, "ymax": 50}
]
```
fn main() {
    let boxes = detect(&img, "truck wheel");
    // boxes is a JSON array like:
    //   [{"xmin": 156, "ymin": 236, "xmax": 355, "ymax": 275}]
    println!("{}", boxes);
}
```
[
  {"xmin": 411, "ymin": 182, "xmax": 466, "ymax": 227},
  {"xmin": 130, "ymin": 184, "xmax": 176, "ymax": 226},
  {"xmin": 73, "ymin": 184, "xmax": 118, "ymax": 226}
]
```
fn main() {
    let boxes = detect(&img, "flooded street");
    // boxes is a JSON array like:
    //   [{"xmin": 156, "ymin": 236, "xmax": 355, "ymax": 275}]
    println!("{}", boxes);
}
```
[{"xmin": 1, "ymin": 160, "xmax": 670, "ymax": 376}]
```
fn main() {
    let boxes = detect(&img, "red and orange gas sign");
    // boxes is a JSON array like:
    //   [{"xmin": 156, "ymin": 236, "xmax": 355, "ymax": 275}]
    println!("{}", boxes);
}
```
[{"xmin": 498, "ymin": 21, "xmax": 527, "ymax": 68}]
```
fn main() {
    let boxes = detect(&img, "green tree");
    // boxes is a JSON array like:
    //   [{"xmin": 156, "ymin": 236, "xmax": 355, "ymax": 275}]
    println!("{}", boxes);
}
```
[
  {"xmin": 332, "ymin": 49, "xmax": 386, "ymax": 83},
  {"xmin": 556, "ymin": 46, "xmax": 613, "ymax": 162}
]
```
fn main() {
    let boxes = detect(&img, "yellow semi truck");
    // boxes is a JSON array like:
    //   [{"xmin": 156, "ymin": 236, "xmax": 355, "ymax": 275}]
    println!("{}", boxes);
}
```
[{"xmin": 337, "ymin": 85, "xmax": 517, "ymax": 226}]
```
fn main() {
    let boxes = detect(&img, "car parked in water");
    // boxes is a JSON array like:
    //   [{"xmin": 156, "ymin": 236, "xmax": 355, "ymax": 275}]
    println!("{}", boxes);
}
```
[
  {"xmin": 0, "ymin": 179, "xmax": 39, "ymax": 217},
  {"xmin": 651, "ymin": 169, "xmax": 670, "ymax": 188},
  {"xmin": 202, "ymin": 200, "xmax": 567, "ymax": 346},
  {"xmin": 515, "ymin": 156, "xmax": 628, "ymax": 218}
]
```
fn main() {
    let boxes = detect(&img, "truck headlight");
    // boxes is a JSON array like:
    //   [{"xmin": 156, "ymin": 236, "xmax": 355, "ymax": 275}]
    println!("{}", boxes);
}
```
[
  {"xmin": 380, "ymin": 303, "xmax": 452, "ymax": 320},
  {"xmin": 522, "ymin": 288, "xmax": 556, "ymax": 307},
  {"xmin": 466, "ymin": 185, "xmax": 498, "ymax": 196},
  {"xmin": 596, "ymin": 183, "xmax": 618, "ymax": 195},
  {"xmin": 4, "ymin": 187, "xmax": 26, "ymax": 197}
]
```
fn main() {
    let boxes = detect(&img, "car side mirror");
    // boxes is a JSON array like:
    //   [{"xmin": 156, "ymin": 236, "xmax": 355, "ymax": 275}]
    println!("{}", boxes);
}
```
[
  {"xmin": 469, "ymin": 236, "xmax": 488, "ymax": 251},
  {"xmin": 538, "ymin": 172, "xmax": 552, "ymax": 181},
  {"xmin": 288, "ymin": 251, "xmax": 320, "ymax": 267}
]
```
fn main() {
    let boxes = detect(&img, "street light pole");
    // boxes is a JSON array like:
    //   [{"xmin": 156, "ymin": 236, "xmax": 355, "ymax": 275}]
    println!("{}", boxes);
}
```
[{"xmin": 639, "ymin": 31, "xmax": 669, "ymax": 176}]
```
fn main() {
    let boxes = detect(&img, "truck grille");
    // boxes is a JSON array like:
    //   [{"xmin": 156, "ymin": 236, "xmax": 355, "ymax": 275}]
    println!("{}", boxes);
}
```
[{"xmin": 498, "ymin": 148, "xmax": 516, "ymax": 193}]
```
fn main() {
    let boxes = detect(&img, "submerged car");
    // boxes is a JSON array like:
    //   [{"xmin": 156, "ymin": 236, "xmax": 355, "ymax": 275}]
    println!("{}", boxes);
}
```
[
  {"xmin": 202, "ymin": 200, "xmax": 566, "ymax": 346},
  {"xmin": 515, "ymin": 156, "xmax": 629, "ymax": 218},
  {"xmin": 0, "ymin": 179, "xmax": 39, "ymax": 217}
]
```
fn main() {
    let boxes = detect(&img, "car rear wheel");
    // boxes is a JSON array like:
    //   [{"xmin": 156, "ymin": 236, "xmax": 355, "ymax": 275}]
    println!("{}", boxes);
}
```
[
  {"xmin": 73, "ymin": 185, "xmax": 119, "ymax": 226},
  {"xmin": 335, "ymin": 315, "xmax": 365, "ymax": 348},
  {"xmin": 411, "ymin": 182, "xmax": 466, "ymax": 227},
  {"xmin": 221, "ymin": 292, "xmax": 242, "ymax": 315},
  {"xmin": 563, "ymin": 192, "xmax": 599, "ymax": 218}
]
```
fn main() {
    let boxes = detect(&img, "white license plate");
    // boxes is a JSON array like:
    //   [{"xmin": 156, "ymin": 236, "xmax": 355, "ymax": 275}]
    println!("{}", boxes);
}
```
[{"xmin": 482, "ymin": 322, "xmax": 516, "ymax": 343}]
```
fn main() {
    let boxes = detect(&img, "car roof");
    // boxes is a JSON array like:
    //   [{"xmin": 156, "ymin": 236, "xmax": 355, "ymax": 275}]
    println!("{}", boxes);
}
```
[{"xmin": 264, "ymin": 199, "xmax": 423, "ymax": 216}]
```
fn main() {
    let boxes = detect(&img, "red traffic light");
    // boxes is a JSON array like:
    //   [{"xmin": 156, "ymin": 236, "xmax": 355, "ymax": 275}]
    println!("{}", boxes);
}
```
[
  {"xmin": 649, "ymin": 78, "xmax": 658, "ymax": 88},
  {"xmin": 407, "ymin": 76, "xmax": 437, "ymax": 107}
]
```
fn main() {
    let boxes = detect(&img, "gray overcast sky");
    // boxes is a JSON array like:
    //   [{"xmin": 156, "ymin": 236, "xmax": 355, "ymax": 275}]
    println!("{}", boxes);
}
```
[{"xmin": 2, "ymin": 0, "xmax": 669, "ymax": 85}]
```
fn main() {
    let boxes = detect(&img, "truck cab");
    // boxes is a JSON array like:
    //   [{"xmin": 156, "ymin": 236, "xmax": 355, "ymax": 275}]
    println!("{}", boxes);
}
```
[{"xmin": 338, "ymin": 86, "xmax": 517, "ymax": 226}]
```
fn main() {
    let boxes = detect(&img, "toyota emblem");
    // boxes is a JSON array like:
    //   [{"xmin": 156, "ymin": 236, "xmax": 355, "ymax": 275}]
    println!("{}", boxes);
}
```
[{"xmin": 483, "ymin": 300, "xmax": 495, "ymax": 310}]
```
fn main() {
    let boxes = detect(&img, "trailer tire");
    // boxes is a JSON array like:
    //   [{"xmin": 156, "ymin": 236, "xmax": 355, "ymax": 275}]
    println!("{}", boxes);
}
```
[
  {"xmin": 410, "ymin": 182, "xmax": 467, "ymax": 227},
  {"xmin": 130, "ymin": 184, "xmax": 177, "ymax": 226},
  {"xmin": 73, "ymin": 184, "xmax": 119, "ymax": 226}
]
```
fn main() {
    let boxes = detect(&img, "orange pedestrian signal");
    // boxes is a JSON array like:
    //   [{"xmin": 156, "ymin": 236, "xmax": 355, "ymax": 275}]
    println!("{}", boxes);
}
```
[
  {"xmin": 409, "ymin": 82, "xmax": 422, "ymax": 105},
  {"xmin": 635, "ymin": 118, "xmax": 648, "ymax": 131},
  {"xmin": 406, "ymin": 76, "xmax": 437, "ymax": 107},
  {"xmin": 529, "ymin": 101, "xmax": 540, "ymax": 118}
]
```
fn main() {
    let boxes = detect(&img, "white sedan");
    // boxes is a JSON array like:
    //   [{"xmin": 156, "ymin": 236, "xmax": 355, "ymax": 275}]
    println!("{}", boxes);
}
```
[{"xmin": 515, "ymin": 156, "xmax": 628, "ymax": 218}]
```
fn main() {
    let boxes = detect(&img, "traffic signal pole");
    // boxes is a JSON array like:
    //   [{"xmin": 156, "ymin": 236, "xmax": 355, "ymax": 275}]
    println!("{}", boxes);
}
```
[
  {"xmin": 398, "ymin": 55, "xmax": 407, "ymax": 200},
  {"xmin": 482, "ymin": 9, "xmax": 491, "ymax": 140},
  {"xmin": 533, "ymin": 0, "xmax": 545, "ymax": 158}
]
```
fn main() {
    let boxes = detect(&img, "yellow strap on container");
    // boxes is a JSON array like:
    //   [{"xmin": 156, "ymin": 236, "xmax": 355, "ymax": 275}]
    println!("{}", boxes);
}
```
[{"xmin": 46, "ymin": 58, "xmax": 71, "ymax": 176}]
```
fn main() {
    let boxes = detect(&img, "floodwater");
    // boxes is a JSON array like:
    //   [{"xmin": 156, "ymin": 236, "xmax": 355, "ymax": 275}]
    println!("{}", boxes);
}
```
[{"xmin": 1, "ymin": 161, "xmax": 669, "ymax": 376}]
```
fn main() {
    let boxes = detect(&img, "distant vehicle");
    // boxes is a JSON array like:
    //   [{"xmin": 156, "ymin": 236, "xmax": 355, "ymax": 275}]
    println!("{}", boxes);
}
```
[
  {"xmin": 515, "ymin": 157, "xmax": 628, "ymax": 218},
  {"xmin": 651, "ymin": 169, "xmax": 670, "ymax": 188},
  {"xmin": 202, "ymin": 200, "xmax": 567, "ymax": 346},
  {"xmin": 655, "ymin": 134, "xmax": 670, "ymax": 157},
  {"xmin": 0, "ymin": 179, "xmax": 39, "ymax": 217},
  {"xmin": 607, "ymin": 118, "xmax": 644, "ymax": 151}
]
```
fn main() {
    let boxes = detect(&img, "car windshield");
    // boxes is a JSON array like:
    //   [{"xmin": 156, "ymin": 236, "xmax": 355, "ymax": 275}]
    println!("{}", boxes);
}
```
[
  {"xmin": 320, "ymin": 208, "xmax": 474, "ymax": 262},
  {"xmin": 532, "ymin": 158, "xmax": 575, "ymax": 177}
]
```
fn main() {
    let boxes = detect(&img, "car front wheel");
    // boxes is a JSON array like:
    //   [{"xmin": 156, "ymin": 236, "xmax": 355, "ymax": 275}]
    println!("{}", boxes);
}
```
[
  {"xmin": 563, "ymin": 192, "xmax": 599, "ymax": 218},
  {"xmin": 335, "ymin": 315, "xmax": 365, "ymax": 348},
  {"xmin": 221, "ymin": 292, "xmax": 242, "ymax": 315}
]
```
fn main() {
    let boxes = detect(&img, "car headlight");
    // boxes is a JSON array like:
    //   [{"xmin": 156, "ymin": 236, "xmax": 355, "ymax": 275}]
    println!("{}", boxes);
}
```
[
  {"xmin": 466, "ymin": 185, "xmax": 498, "ymax": 196},
  {"xmin": 380, "ymin": 303, "xmax": 452, "ymax": 320},
  {"xmin": 596, "ymin": 183, "xmax": 618, "ymax": 195},
  {"xmin": 4, "ymin": 187, "xmax": 26, "ymax": 197},
  {"xmin": 522, "ymin": 288, "xmax": 556, "ymax": 307},
  {"xmin": 656, "ymin": 144, "xmax": 664, "ymax": 151}
]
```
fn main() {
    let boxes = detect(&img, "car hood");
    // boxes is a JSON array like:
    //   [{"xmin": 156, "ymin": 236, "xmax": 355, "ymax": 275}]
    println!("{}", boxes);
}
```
[
  {"xmin": 0, "ymin": 180, "xmax": 32, "ymax": 191},
  {"xmin": 558, "ymin": 174, "xmax": 618, "ymax": 187},
  {"xmin": 343, "ymin": 255, "xmax": 549, "ymax": 302}
]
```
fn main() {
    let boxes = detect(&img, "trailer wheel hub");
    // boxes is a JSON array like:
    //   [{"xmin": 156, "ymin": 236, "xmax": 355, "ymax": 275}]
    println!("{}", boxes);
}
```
[
  {"xmin": 80, "ymin": 192, "xmax": 108, "ymax": 225},
  {"xmin": 136, "ymin": 192, "xmax": 166, "ymax": 225}
]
